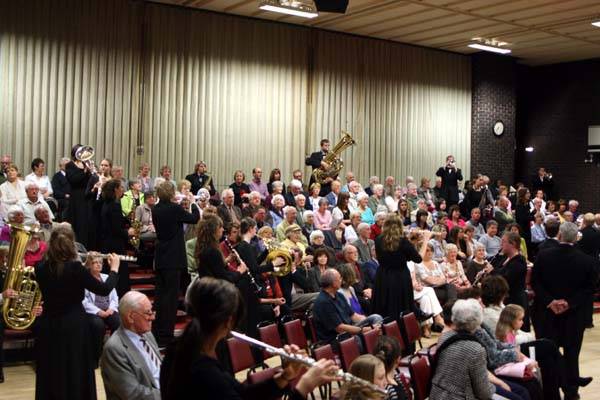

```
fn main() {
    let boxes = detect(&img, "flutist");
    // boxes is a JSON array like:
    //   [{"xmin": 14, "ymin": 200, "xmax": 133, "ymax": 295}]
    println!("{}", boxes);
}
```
[{"xmin": 160, "ymin": 277, "xmax": 338, "ymax": 400}]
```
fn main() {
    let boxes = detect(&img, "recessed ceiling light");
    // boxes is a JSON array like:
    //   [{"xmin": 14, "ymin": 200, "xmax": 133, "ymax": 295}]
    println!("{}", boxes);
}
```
[
  {"xmin": 468, "ymin": 43, "xmax": 511, "ymax": 55},
  {"xmin": 592, "ymin": 21, "xmax": 600, "ymax": 28},
  {"xmin": 259, "ymin": 0, "xmax": 318, "ymax": 18},
  {"xmin": 525, "ymin": 146, "xmax": 534, "ymax": 152}
]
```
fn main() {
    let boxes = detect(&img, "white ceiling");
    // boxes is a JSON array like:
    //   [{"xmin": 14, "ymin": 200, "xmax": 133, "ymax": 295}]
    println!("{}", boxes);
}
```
[{"xmin": 152, "ymin": 0, "xmax": 600, "ymax": 66}]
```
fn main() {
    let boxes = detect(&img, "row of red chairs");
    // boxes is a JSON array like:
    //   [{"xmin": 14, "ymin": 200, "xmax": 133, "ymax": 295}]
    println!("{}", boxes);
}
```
[{"xmin": 225, "ymin": 312, "xmax": 438, "ymax": 399}]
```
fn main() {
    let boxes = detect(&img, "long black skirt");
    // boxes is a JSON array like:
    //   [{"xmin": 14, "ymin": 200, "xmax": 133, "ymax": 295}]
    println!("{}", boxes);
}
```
[{"xmin": 35, "ymin": 306, "xmax": 97, "ymax": 400}]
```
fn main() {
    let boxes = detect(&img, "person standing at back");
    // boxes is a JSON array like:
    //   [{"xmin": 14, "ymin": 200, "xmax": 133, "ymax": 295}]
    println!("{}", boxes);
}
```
[
  {"xmin": 151, "ymin": 181, "xmax": 200, "ymax": 348},
  {"xmin": 435, "ymin": 155, "xmax": 463, "ymax": 207}
]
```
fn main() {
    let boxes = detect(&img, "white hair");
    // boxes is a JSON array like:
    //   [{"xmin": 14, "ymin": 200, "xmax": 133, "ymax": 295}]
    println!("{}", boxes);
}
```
[
  {"xmin": 446, "ymin": 243, "xmax": 458, "ymax": 253},
  {"xmin": 248, "ymin": 191, "xmax": 261, "ymax": 201},
  {"xmin": 451, "ymin": 299, "xmax": 483, "ymax": 332},
  {"xmin": 342, "ymin": 244, "xmax": 357, "ymax": 256},
  {"xmin": 221, "ymin": 188, "xmax": 234, "ymax": 199},
  {"xmin": 25, "ymin": 182, "xmax": 39, "ymax": 190},
  {"xmin": 375, "ymin": 211, "xmax": 387, "ymax": 220},
  {"xmin": 294, "ymin": 194, "xmax": 306, "ymax": 202},
  {"xmin": 350, "ymin": 211, "xmax": 362, "ymax": 219},
  {"xmin": 407, "ymin": 183, "xmax": 417, "ymax": 190},
  {"xmin": 118, "ymin": 291, "xmax": 148, "ymax": 325},
  {"xmin": 559, "ymin": 221, "xmax": 579, "ymax": 243},
  {"xmin": 356, "ymin": 192, "xmax": 369, "ymax": 202},
  {"xmin": 271, "ymin": 194, "xmax": 284, "ymax": 206},
  {"xmin": 6, "ymin": 205, "xmax": 24, "ymax": 221},
  {"xmin": 283, "ymin": 205, "xmax": 297, "ymax": 216},
  {"xmin": 303, "ymin": 210, "xmax": 314, "ymax": 222},
  {"xmin": 271, "ymin": 180, "xmax": 283, "ymax": 190},
  {"xmin": 290, "ymin": 179, "xmax": 302, "ymax": 189},
  {"xmin": 369, "ymin": 176, "xmax": 380, "ymax": 184},
  {"xmin": 356, "ymin": 222, "xmax": 370, "ymax": 233},
  {"xmin": 568, "ymin": 200, "xmax": 579, "ymax": 207},
  {"xmin": 309, "ymin": 230, "xmax": 324, "ymax": 243},
  {"xmin": 373, "ymin": 184, "xmax": 384, "ymax": 192}
]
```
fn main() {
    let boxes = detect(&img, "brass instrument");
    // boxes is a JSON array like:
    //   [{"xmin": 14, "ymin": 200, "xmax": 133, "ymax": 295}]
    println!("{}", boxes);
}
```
[
  {"xmin": 129, "ymin": 211, "xmax": 141, "ymax": 248},
  {"xmin": 74, "ymin": 145, "xmax": 97, "ymax": 175},
  {"xmin": 202, "ymin": 173, "xmax": 213, "ymax": 190},
  {"xmin": 312, "ymin": 132, "xmax": 356, "ymax": 184},
  {"xmin": 231, "ymin": 331, "xmax": 386, "ymax": 398},
  {"xmin": 3, "ymin": 224, "xmax": 42, "ymax": 330},
  {"xmin": 78, "ymin": 252, "xmax": 138, "ymax": 262},
  {"xmin": 263, "ymin": 238, "xmax": 294, "ymax": 277}
]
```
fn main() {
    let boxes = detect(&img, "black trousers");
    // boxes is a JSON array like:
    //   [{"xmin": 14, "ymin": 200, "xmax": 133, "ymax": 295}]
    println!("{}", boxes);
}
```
[
  {"xmin": 87, "ymin": 313, "xmax": 120, "ymax": 367},
  {"xmin": 152, "ymin": 269, "xmax": 181, "ymax": 347},
  {"xmin": 520, "ymin": 339, "xmax": 565, "ymax": 400},
  {"xmin": 433, "ymin": 284, "xmax": 457, "ymax": 306}
]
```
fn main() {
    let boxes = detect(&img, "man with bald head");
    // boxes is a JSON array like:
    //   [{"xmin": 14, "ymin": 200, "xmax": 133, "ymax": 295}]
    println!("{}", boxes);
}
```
[
  {"xmin": 100, "ymin": 291, "xmax": 161, "ymax": 400},
  {"xmin": 312, "ymin": 268, "xmax": 382, "ymax": 344},
  {"xmin": 17, "ymin": 182, "xmax": 54, "ymax": 225}
]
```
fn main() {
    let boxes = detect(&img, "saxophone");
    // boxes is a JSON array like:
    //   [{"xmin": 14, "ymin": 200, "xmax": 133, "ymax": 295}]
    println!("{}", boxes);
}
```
[
  {"xmin": 129, "ymin": 211, "xmax": 141, "ymax": 248},
  {"xmin": 3, "ymin": 224, "xmax": 42, "ymax": 330},
  {"xmin": 311, "ymin": 132, "xmax": 356, "ymax": 184}
]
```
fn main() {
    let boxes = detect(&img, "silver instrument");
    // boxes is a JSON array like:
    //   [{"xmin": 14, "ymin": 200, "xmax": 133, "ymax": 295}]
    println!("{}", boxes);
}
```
[
  {"xmin": 74, "ymin": 145, "xmax": 97, "ymax": 175},
  {"xmin": 78, "ymin": 252, "xmax": 137, "ymax": 262},
  {"xmin": 231, "ymin": 331, "xmax": 387, "ymax": 397}
]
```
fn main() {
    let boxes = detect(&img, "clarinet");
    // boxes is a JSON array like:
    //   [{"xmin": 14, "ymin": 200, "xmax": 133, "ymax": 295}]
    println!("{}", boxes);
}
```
[
  {"xmin": 223, "ymin": 237, "xmax": 262, "ymax": 295},
  {"xmin": 230, "ymin": 331, "xmax": 387, "ymax": 398}
]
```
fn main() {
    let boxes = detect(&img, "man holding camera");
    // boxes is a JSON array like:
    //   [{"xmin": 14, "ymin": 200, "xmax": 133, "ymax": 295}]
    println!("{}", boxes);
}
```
[{"xmin": 436, "ymin": 155, "xmax": 463, "ymax": 207}]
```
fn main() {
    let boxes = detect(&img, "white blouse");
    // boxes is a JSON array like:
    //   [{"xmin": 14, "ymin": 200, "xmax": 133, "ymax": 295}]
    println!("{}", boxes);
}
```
[{"xmin": 0, "ymin": 179, "xmax": 27, "ymax": 219}]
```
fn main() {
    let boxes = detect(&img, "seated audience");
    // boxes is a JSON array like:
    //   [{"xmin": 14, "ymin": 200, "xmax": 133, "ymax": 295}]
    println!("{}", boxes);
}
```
[
  {"xmin": 441, "ymin": 244, "xmax": 471, "ymax": 292},
  {"xmin": 301, "ymin": 210, "xmax": 315, "ymax": 241},
  {"xmin": 325, "ymin": 180, "xmax": 341, "ymax": 210},
  {"xmin": 429, "ymin": 224, "xmax": 448, "ymax": 263},
  {"xmin": 35, "ymin": 206, "xmax": 61, "ymax": 242},
  {"xmin": 313, "ymin": 268, "xmax": 382, "ymax": 344},
  {"xmin": 0, "ymin": 164, "xmax": 27, "ymax": 220},
  {"xmin": 135, "ymin": 191, "xmax": 156, "ymax": 241},
  {"xmin": 121, "ymin": 179, "xmax": 144, "ymax": 218},
  {"xmin": 217, "ymin": 188, "xmax": 242, "ymax": 231},
  {"xmin": 415, "ymin": 243, "xmax": 457, "ymax": 306},
  {"xmin": 356, "ymin": 192, "xmax": 375, "ymax": 225},
  {"xmin": 50, "ymin": 157, "xmax": 71, "ymax": 221},
  {"xmin": 352, "ymin": 223, "xmax": 376, "ymax": 265},
  {"xmin": 308, "ymin": 183, "xmax": 322, "ymax": 211},
  {"xmin": 276, "ymin": 206, "xmax": 308, "ymax": 247},
  {"xmin": 494, "ymin": 196, "xmax": 514, "ymax": 233},
  {"xmin": 367, "ymin": 184, "xmax": 386, "ymax": 214},
  {"xmin": 313, "ymin": 198, "xmax": 332, "ymax": 231},
  {"xmin": 25, "ymin": 158, "xmax": 54, "ymax": 201},
  {"xmin": 446, "ymin": 204, "xmax": 465, "ymax": 231},
  {"xmin": 495, "ymin": 304, "xmax": 535, "ymax": 346},
  {"xmin": 84, "ymin": 252, "xmax": 120, "ymax": 365},
  {"xmin": 294, "ymin": 194, "xmax": 308, "ymax": 226},
  {"xmin": 229, "ymin": 170, "xmax": 250, "ymax": 207},
  {"xmin": 343, "ymin": 211, "xmax": 362, "ymax": 243},
  {"xmin": 370, "ymin": 211, "xmax": 386, "ymax": 239},
  {"xmin": 0, "ymin": 206, "xmax": 25, "ymax": 244},
  {"xmin": 24, "ymin": 231, "xmax": 47, "ymax": 266},
  {"xmin": 479, "ymin": 220, "xmax": 501, "ymax": 258},
  {"xmin": 373, "ymin": 336, "xmax": 409, "ymax": 400},
  {"xmin": 337, "ymin": 263, "xmax": 368, "ymax": 316},
  {"xmin": 332, "ymin": 192, "xmax": 352, "ymax": 229},
  {"xmin": 267, "ymin": 169, "xmax": 285, "ymax": 195},
  {"xmin": 342, "ymin": 244, "xmax": 373, "ymax": 311},
  {"xmin": 100, "ymin": 291, "xmax": 162, "ymax": 400},
  {"xmin": 448, "ymin": 226, "xmax": 469, "ymax": 261},
  {"xmin": 466, "ymin": 207, "xmax": 485, "ymax": 241},
  {"xmin": 465, "ymin": 243, "xmax": 494, "ymax": 284},
  {"xmin": 407, "ymin": 259, "xmax": 444, "ymax": 338},
  {"xmin": 430, "ymin": 299, "xmax": 495, "ymax": 400},
  {"xmin": 269, "ymin": 194, "xmax": 285, "ymax": 228},
  {"xmin": 18, "ymin": 182, "xmax": 55, "ymax": 225},
  {"xmin": 385, "ymin": 185, "xmax": 403, "ymax": 213},
  {"xmin": 337, "ymin": 355, "xmax": 387, "ymax": 399}
]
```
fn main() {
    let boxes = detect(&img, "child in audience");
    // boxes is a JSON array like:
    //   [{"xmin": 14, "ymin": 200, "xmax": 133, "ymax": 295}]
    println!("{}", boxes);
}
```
[{"xmin": 495, "ymin": 304, "xmax": 535, "ymax": 346}]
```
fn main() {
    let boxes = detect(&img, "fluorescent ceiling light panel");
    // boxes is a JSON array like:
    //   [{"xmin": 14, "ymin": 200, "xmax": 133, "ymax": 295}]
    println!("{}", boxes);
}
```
[
  {"xmin": 468, "ymin": 43, "xmax": 511, "ymax": 55},
  {"xmin": 259, "ymin": 1, "xmax": 318, "ymax": 18}
]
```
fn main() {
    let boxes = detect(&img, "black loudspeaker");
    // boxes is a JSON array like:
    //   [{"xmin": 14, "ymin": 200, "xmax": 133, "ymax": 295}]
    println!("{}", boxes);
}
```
[{"xmin": 314, "ymin": 0, "xmax": 349, "ymax": 13}]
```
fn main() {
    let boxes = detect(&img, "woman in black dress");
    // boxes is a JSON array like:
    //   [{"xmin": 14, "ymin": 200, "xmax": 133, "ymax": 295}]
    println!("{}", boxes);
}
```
[
  {"xmin": 372, "ymin": 214, "xmax": 428, "ymax": 323},
  {"xmin": 160, "ymin": 277, "xmax": 337, "ymax": 400},
  {"xmin": 65, "ymin": 144, "xmax": 92, "ymax": 248},
  {"xmin": 100, "ymin": 179, "xmax": 134, "ymax": 297},
  {"xmin": 35, "ymin": 225, "xmax": 120, "ymax": 400},
  {"xmin": 492, "ymin": 231, "xmax": 530, "ymax": 331},
  {"xmin": 84, "ymin": 158, "xmax": 112, "ymax": 251}
]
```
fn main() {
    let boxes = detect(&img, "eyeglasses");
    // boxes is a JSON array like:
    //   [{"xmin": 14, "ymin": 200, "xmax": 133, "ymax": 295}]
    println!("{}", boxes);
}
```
[{"xmin": 134, "ymin": 310, "xmax": 156, "ymax": 318}]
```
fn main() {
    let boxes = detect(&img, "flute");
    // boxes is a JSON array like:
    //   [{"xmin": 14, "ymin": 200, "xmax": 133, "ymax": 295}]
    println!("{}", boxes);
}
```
[
  {"xmin": 78, "ymin": 252, "xmax": 138, "ymax": 262},
  {"xmin": 231, "ymin": 331, "xmax": 387, "ymax": 397}
]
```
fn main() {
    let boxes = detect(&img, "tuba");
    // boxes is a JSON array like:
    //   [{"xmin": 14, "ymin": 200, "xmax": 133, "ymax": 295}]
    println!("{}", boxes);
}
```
[
  {"xmin": 2, "ymin": 224, "xmax": 42, "ymax": 330},
  {"xmin": 263, "ymin": 238, "xmax": 294, "ymax": 277},
  {"xmin": 311, "ymin": 132, "xmax": 356, "ymax": 184}
]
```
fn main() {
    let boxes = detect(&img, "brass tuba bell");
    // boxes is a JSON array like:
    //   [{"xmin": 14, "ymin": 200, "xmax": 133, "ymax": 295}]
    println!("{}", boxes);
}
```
[
  {"xmin": 263, "ymin": 238, "xmax": 294, "ymax": 277},
  {"xmin": 2, "ymin": 224, "xmax": 42, "ymax": 330}
]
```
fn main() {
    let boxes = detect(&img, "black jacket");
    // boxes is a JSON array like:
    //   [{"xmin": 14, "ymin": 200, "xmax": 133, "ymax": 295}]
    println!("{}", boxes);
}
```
[
  {"xmin": 577, "ymin": 226, "xmax": 600, "ymax": 259},
  {"xmin": 51, "ymin": 171, "xmax": 71, "ymax": 199},
  {"xmin": 184, "ymin": 173, "xmax": 215, "ymax": 196},
  {"xmin": 152, "ymin": 201, "xmax": 200, "ymax": 270},
  {"xmin": 284, "ymin": 191, "xmax": 313, "ymax": 210},
  {"xmin": 100, "ymin": 200, "xmax": 129, "ymax": 254},
  {"xmin": 435, "ymin": 166, "xmax": 463, "ymax": 204}
]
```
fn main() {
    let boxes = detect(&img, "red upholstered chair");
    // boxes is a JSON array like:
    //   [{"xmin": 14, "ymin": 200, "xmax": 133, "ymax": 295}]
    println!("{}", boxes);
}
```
[
  {"xmin": 258, "ymin": 322, "xmax": 283, "ymax": 360},
  {"xmin": 283, "ymin": 319, "xmax": 308, "ymax": 349},
  {"xmin": 306, "ymin": 313, "xmax": 318, "ymax": 344},
  {"xmin": 313, "ymin": 343, "xmax": 336, "ymax": 362},
  {"xmin": 382, "ymin": 320, "xmax": 406, "ymax": 352},
  {"xmin": 338, "ymin": 336, "xmax": 361, "ymax": 371},
  {"xmin": 409, "ymin": 355, "xmax": 431, "ymax": 400},
  {"xmin": 226, "ymin": 337, "xmax": 260, "ymax": 375},
  {"xmin": 361, "ymin": 328, "xmax": 379, "ymax": 355},
  {"xmin": 247, "ymin": 368, "xmax": 283, "ymax": 400},
  {"xmin": 401, "ymin": 312, "xmax": 423, "ymax": 350}
]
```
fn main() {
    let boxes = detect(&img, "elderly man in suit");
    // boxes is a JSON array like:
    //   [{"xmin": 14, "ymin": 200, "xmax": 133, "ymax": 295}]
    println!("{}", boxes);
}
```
[
  {"xmin": 532, "ymin": 222, "xmax": 597, "ymax": 400},
  {"xmin": 100, "ymin": 291, "xmax": 161, "ymax": 400}
]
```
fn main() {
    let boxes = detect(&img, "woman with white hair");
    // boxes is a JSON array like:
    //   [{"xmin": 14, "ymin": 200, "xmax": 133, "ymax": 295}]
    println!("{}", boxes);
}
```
[
  {"xmin": 0, "ymin": 205, "xmax": 25, "ymax": 244},
  {"xmin": 430, "ymin": 299, "xmax": 495, "ymax": 400},
  {"xmin": 0, "ymin": 164, "xmax": 27, "ymax": 220},
  {"xmin": 269, "ymin": 194, "xmax": 285, "ymax": 228},
  {"xmin": 343, "ymin": 211, "xmax": 362, "ymax": 243},
  {"xmin": 314, "ymin": 198, "xmax": 332, "ymax": 231},
  {"xmin": 294, "ymin": 194, "xmax": 308, "ymax": 226},
  {"xmin": 301, "ymin": 210, "xmax": 315, "ymax": 242},
  {"xmin": 356, "ymin": 192, "xmax": 375, "ymax": 225},
  {"xmin": 367, "ymin": 184, "xmax": 386, "ymax": 214}
]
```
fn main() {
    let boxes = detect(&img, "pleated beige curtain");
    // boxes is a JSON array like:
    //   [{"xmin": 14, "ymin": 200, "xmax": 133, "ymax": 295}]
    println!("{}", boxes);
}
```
[{"xmin": 0, "ymin": 0, "xmax": 471, "ymax": 190}]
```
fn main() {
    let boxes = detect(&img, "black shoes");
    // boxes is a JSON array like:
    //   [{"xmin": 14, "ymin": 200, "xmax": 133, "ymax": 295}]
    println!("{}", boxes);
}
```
[
  {"xmin": 578, "ymin": 376, "xmax": 593, "ymax": 387},
  {"xmin": 415, "ymin": 310, "xmax": 434, "ymax": 322},
  {"xmin": 431, "ymin": 323, "xmax": 444, "ymax": 333}
]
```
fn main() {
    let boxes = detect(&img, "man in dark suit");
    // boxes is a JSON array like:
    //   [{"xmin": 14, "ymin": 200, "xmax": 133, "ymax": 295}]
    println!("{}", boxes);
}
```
[
  {"xmin": 435, "ymin": 155, "xmax": 463, "ymax": 207},
  {"xmin": 284, "ymin": 180, "xmax": 312, "ymax": 210},
  {"xmin": 50, "ymin": 157, "xmax": 71, "ymax": 221},
  {"xmin": 216, "ymin": 188, "xmax": 242, "ymax": 231},
  {"xmin": 577, "ymin": 213, "xmax": 600, "ymax": 259},
  {"xmin": 531, "ymin": 167, "xmax": 555, "ymax": 200},
  {"xmin": 184, "ymin": 160, "xmax": 215, "ymax": 196},
  {"xmin": 151, "ymin": 181, "xmax": 200, "ymax": 347},
  {"xmin": 532, "ymin": 222, "xmax": 597, "ymax": 400},
  {"xmin": 305, "ymin": 138, "xmax": 334, "ymax": 195},
  {"xmin": 537, "ymin": 217, "xmax": 561, "ymax": 253}
]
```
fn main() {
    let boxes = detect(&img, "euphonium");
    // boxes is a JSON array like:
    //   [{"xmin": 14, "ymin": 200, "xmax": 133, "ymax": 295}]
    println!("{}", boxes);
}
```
[
  {"xmin": 263, "ymin": 238, "xmax": 294, "ymax": 277},
  {"xmin": 2, "ymin": 224, "xmax": 42, "ymax": 330},
  {"xmin": 312, "ymin": 131, "xmax": 356, "ymax": 184},
  {"xmin": 128, "ymin": 211, "xmax": 141, "ymax": 248}
]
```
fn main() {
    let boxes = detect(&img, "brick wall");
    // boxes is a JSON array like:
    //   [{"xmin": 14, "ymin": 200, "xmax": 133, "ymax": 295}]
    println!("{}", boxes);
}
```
[
  {"xmin": 515, "ymin": 59, "xmax": 600, "ymax": 211},
  {"xmin": 470, "ymin": 53, "xmax": 517, "ymax": 185}
]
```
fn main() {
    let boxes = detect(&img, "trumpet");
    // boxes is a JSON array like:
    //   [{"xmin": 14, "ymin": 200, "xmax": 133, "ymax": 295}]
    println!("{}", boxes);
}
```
[
  {"xmin": 78, "ymin": 252, "xmax": 137, "ymax": 262},
  {"xmin": 230, "ymin": 331, "xmax": 386, "ymax": 398}
]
